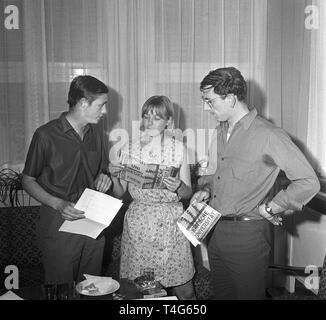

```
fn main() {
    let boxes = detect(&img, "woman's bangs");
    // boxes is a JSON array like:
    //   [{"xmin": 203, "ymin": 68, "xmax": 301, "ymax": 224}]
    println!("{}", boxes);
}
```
[{"xmin": 142, "ymin": 104, "xmax": 168, "ymax": 120}]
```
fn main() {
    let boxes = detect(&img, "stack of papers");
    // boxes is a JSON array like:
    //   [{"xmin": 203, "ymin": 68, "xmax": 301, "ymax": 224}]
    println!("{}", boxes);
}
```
[
  {"xmin": 59, "ymin": 188, "xmax": 123, "ymax": 239},
  {"xmin": 83, "ymin": 274, "xmax": 112, "ymax": 281},
  {"xmin": 134, "ymin": 296, "xmax": 178, "ymax": 300},
  {"xmin": 76, "ymin": 274, "xmax": 120, "ymax": 296}
]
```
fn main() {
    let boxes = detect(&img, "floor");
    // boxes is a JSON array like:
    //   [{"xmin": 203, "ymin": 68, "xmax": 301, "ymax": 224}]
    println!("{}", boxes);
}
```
[{"xmin": 266, "ymin": 281, "xmax": 320, "ymax": 300}]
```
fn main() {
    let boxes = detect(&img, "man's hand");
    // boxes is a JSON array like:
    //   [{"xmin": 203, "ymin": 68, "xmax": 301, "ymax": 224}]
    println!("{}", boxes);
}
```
[
  {"xmin": 163, "ymin": 177, "xmax": 182, "ymax": 192},
  {"xmin": 108, "ymin": 162, "xmax": 124, "ymax": 178},
  {"xmin": 94, "ymin": 173, "xmax": 112, "ymax": 193},
  {"xmin": 258, "ymin": 204, "xmax": 283, "ymax": 226},
  {"xmin": 190, "ymin": 190, "xmax": 210, "ymax": 204},
  {"xmin": 55, "ymin": 199, "xmax": 85, "ymax": 221},
  {"xmin": 283, "ymin": 209, "xmax": 295, "ymax": 215}
]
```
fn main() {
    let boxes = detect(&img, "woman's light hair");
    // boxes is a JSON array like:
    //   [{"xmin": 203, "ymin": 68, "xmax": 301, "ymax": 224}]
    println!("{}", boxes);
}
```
[{"xmin": 141, "ymin": 95, "xmax": 174, "ymax": 120}]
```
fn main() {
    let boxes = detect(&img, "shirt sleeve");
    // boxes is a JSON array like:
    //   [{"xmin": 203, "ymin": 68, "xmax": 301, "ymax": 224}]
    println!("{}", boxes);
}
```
[
  {"xmin": 22, "ymin": 129, "xmax": 46, "ymax": 179},
  {"xmin": 100, "ymin": 136, "xmax": 109, "ymax": 173},
  {"xmin": 92, "ymin": 125, "xmax": 109, "ymax": 173},
  {"xmin": 196, "ymin": 127, "xmax": 218, "ymax": 191},
  {"xmin": 267, "ymin": 128, "xmax": 320, "ymax": 210},
  {"xmin": 197, "ymin": 175, "xmax": 214, "ymax": 191}
]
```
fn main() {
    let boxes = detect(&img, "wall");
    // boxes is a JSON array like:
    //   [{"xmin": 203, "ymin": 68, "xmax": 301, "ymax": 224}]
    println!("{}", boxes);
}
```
[
  {"xmin": 290, "ymin": 202, "xmax": 326, "ymax": 268},
  {"xmin": 273, "ymin": 194, "xmax": 326, "ymax": 293}
]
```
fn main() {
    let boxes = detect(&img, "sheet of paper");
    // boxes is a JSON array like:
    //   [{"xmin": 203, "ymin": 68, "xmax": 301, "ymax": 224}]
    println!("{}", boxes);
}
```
[
  {"xmin": 59, "ymin": 188, "xmax": 123, "ymax": 239},
  {"xmin": 83, "ymin": 274, "xmax": 112, "ymax": 281},
  {"xmin": 134, "ymin": 296, "xmax": 178, "ymax": 300},
  {"xmin": 0, "ymin": 290, "xmax": 24, "ymax": 300},
  {"xmin": 59, "ymin": 218, "xmax": 107, "ymax": 239},
  {"xmin": 74, "ymin": 188, "xmax": 123, "ymax": 225}
]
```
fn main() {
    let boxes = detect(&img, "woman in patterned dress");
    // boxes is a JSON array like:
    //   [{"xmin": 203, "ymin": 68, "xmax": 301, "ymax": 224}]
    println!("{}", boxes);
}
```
[{"xmin": 109, "ymin": 95, "xmax": 196, "ymax": 299}]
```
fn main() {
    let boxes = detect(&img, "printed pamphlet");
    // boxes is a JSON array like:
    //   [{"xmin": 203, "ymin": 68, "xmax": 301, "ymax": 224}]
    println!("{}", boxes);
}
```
[{"xmin": 177, "ymin": 200, "xmax": 222, "ymax": 246}]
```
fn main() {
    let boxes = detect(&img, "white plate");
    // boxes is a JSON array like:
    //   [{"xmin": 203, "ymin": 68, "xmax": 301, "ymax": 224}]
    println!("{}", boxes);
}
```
[{"xmin": 76, "ymin": 278, "xmax": 120, "ymax": 296}]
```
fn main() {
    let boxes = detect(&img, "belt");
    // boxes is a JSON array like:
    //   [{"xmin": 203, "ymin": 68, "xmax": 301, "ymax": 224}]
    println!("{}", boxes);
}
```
[{"xmin": 220, "ymin": 215, "xmax": 258, "ymax": 222}]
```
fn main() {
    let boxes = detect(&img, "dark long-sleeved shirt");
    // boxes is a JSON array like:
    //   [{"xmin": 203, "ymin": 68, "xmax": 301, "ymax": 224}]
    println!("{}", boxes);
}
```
[
  {"xmin": 198, "ymin": 108, "xmax": 320, "ymax": 218},
  {"xmin": 23, "ymin": 112, "xmax": 108, "ymax": 203}
]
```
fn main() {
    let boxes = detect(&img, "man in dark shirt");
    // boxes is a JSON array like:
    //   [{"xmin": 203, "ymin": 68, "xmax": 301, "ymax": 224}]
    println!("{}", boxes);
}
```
[
  {"xmin": 22, "ymin": 75, "xmax": 112, "ymax": 285},
  {"xmin": 191, "ymin": 67, "xmax": 320, "ymax": 299}
]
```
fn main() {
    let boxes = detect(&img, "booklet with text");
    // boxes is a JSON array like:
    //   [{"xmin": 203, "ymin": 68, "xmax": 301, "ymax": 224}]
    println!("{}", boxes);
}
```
[
  {"xmin": 177, "ymin": 200, "xmax": 222, "ymax": 246},
  {"xmin": 119, "ymin": 152, "xmax": 179, "ymax": 189},
  {"xmin": 59, "ymin": 188, "xmax": 123, "ymax": 239}
]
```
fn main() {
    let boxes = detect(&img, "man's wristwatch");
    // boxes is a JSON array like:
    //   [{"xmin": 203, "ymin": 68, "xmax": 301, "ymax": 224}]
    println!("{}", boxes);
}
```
[{"xmin": 265, "ymin": 203, "xmax": 274, "ymax": 215}]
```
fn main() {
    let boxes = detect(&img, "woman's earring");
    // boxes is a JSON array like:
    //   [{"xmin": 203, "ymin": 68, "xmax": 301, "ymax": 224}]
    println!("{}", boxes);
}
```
[{"xmin": 166, "ymin": 118, "xmax": 174, "ymax": 130}]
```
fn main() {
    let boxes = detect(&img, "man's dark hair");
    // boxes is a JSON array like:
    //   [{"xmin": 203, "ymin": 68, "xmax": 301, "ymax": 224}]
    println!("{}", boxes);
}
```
[
  {"xmin": 200, "ymin": 67, "xmax": 247, "ymax": 101},
  {"xmin": 67, "ymin": 75, "xmax": 108, "ymax": 109}
]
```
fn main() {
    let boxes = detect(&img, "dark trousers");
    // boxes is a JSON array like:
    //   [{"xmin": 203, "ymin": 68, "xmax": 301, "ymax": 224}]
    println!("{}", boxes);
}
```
[
  {"xmin": 37, "ymin": 205, "xmax": 105, "ymax": 284},
  {"xmin": 207, "ymin": 219, "xmax": 271, "ymax": 300}
]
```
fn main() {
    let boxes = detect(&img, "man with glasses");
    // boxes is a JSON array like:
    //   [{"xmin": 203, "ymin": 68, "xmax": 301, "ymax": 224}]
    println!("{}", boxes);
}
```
[{"xmin": 191, "ymin": 67, "xmax": 320, "ymax": 299}]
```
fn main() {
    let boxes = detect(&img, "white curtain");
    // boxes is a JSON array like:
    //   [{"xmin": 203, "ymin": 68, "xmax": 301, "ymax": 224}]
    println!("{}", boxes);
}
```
[
  {"xmin": 0, "ymin": 0, "xmax": 26, "ymax": 168},
  {"xmin": 266, "ymin": 0, "xmax": 326, "ymax": 182},
  {"xmin": 307, "ymin": 0, "xmax": 326, "ymax": 178},
  {"xmin": 266, "ymin": 0, "xmax": 312, "ymax": 140},
  {"xmin": 1, "ymin": 0, "xmax": 107, "ymax": 169},
  {"xmin": 0, "ymin": 0, "xmax": 324, "ymax": 180},
  {"xmin": 99, "ymin": 0, "xmax": 267, "ymax": 162},
  {"xmin": 0, "ymin": 0, "xmax": 268, "ymax": 168}
]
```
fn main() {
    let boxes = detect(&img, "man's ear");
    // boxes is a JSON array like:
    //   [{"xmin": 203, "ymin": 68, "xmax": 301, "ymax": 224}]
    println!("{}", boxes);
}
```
[
  {"xmin": 227, "ymin": 94, "xmax": 236, "ymax": 108},
  {"xmin": 79, "ymin": 98, "xmax": 89, "ymax": 109}
]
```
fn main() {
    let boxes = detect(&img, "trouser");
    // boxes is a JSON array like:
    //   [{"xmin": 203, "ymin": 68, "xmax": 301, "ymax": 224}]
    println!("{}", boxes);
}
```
[
  {"xmin": 37, "ymin": 205, "xmax": 105, "ymax": 284},
  {"xmin": 318, "ymin": 254, "xmax": 326, "ymax": 299},
  {"xmin": 207, "ymin": 219, "xmax": 271, "ymax": 300}
]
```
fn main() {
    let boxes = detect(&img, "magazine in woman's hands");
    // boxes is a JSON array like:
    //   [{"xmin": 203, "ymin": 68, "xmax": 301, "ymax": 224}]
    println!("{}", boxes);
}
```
[{"xmin": 118, "ymin": 152, "xmax": 179, "ymax": 189}]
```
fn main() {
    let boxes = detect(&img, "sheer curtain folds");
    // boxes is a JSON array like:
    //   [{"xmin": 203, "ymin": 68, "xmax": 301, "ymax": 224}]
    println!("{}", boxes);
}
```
[
  {"xmin": 307, "ymin": 0, "xmax": 326, "ymax": 177},
  {"xmin": 0, "ymin": 0, "xmax": 324, "ymax": 179}
]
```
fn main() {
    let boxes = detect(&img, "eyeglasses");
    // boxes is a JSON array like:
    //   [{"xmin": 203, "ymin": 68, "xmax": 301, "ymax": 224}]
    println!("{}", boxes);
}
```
[
  {"xmin": 202, "ymin": 96, "xmax": 219, "ymax": 105},
  {"xmin": 201, "ymin": 96, "xmax": 219, "ymax": 110}
]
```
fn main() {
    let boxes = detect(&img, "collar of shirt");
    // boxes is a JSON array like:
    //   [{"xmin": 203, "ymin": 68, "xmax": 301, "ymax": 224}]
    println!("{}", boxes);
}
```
[
  {"xmin": 219, "ymin": 108, "xmax": 257, "ymax": 133},
  {"xmin": 59, "ymin": 112, "xmax": 91, "ymax": 135},
  {"xmin": 237, "ymin": 108, "xmax": 257, "ymax": 130}
]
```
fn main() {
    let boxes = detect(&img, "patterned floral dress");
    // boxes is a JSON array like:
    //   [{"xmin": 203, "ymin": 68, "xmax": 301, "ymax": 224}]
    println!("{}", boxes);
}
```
[{"xmin": 119, "ymin": 137, "xmax": 195, "ymax": 287}]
